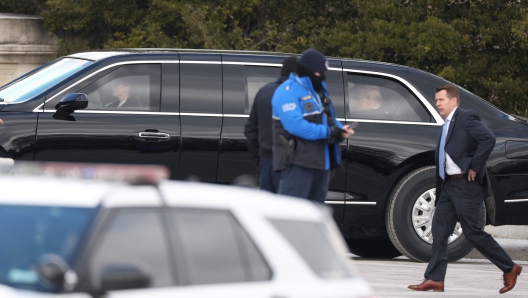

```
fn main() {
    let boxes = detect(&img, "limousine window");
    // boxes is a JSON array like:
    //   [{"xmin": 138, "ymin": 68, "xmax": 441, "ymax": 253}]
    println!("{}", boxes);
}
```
[
  {"xmin": 0, "ymin": 58, "xmax": 92, "ymax": 103},
  {"xmin": 180, "ymin": 62, "xmax": 222, "ymax": 114},
  {"xmin": 223, "ymin": 65, "xmax": 279, "ymax": 115},
  {"xmin": 347, "ymin": 74, "xmax": 431, "ymax": 122},
  {"xmin": 78, "ymin": 64, "xmax": 160, "ymax": 111},
  {"xmin": 245, "ymin": 66, "xmax": 280, "ymax": 114}
]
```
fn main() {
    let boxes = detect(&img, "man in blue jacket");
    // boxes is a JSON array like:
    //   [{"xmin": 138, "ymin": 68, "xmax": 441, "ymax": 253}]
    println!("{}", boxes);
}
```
[{"xmin": 271, "ymin": 49, "xmax": 354, "ymax": 202}]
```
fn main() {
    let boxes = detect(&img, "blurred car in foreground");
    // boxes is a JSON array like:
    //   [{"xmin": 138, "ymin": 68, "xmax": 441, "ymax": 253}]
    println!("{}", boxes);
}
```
[{"xmin": 0, "ymin": 164, "xmax": 373, "ymax": 298}]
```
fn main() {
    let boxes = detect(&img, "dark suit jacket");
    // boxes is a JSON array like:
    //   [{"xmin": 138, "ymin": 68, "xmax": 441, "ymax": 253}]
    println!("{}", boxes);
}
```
[
  {"xmin": 435, "ymin": 108, "xmax": 496, "ymax": 202},
  {"xmin": 105, "ymin": 97, "xmax": 141, "ymax": 110},
  {"xmin": 244, "ymin": 75, "xmax": 288, "ymax": 160}
]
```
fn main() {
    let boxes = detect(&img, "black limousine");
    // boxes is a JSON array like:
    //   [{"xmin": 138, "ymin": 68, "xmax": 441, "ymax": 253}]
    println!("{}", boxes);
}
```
[{"xmin": 0, "ymin": 49, "xmax": 527, "ymax": 262}]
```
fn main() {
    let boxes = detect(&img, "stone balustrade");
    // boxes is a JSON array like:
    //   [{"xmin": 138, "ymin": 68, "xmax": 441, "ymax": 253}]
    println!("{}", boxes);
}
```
[{"xmin": 0, "ymin": 13, "xmax": 58, "ymax": 86}]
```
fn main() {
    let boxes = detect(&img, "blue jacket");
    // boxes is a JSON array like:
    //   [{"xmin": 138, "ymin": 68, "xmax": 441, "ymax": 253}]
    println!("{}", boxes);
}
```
[{"xmin": 271, "ymin": 73, "xmax": 343, "ymax": 171}]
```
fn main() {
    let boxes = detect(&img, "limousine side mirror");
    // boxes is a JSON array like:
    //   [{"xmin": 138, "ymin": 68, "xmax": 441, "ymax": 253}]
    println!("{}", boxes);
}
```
[{"xmin": 53, "ymin": 93, "xmax": 88, "ymax": 121}]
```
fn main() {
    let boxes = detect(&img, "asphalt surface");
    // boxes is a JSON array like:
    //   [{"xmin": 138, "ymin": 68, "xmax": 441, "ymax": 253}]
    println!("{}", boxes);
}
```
[{"xmin": 350, "ymin": 256, "xmax": 528, "ymax": 297}]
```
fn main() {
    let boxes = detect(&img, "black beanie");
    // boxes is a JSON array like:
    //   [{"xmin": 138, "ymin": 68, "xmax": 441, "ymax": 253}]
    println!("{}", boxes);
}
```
[
  {"xmin": 281, "ymin": 56, "xmax": 298, "ymax": 76},
  {"xmin": 297, "ymin": 49, "xmax": 328, "ymax": 73}
]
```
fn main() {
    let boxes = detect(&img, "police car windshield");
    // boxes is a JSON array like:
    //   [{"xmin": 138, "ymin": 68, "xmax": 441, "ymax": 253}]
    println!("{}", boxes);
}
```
[
  {"xmin": 0, "ymin": 58, "xmax": 93, "ymax": 103},
  {"xmin": 0, "ymin": 204, "xmax": 96, "ymax": 292}
]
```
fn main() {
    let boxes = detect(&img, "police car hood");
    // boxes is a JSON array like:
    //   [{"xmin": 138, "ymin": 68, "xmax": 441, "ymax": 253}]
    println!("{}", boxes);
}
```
[
  {"xmin": 0, "ymin": 284, "xmax": 90, "ymax": 298},
  {"xmin": 0, "ymin": 284, "xmax": 35, "ymax": 298}
]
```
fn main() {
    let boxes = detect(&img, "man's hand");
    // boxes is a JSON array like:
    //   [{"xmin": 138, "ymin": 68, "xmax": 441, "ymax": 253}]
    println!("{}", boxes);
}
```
[
  {"xmin": 0, "ymin": 118, "xmax": 3, "ymax": 124},
  {"xmin": 341, "ymin": 125, "xmax": 355, "ymax": 138},
  {"xmin": 328, "ymin": 126, "xmax": 345, "ymax": 143},
  {"xmin": 468, "ymin": 169, "xmax": 477, "ymax": 181}
]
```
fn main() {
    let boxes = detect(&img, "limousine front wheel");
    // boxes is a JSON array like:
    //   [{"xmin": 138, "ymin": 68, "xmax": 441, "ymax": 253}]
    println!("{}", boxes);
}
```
[
  {"xmin": 386, "ymin": 166, "xmax": 483, "ymax": 262},
  {"xmin": 346, "ymin": 238, "xmax": 402, "ymax": 259}
]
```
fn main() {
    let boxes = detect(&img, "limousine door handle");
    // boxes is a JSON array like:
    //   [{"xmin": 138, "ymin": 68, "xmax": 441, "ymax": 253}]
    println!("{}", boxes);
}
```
[{"xmin": 138, "ymin": 132, "xmax": 170, "ymax": 139}]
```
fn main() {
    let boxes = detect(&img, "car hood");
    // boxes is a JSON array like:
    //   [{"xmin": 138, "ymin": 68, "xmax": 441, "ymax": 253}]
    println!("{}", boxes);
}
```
[
  {"xmin": 0, "ymin": 284, "xmax": 28, "ymax": 298},
  {"xmin": 0, "ymin": 284, "xmax": 56, "ymax": 298}
]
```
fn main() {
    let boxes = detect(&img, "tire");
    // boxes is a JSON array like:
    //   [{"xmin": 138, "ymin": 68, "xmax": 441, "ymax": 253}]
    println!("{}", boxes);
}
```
[
  {"xmin": 386, "ymin": 166, "xmax": 485, "ymax": 262},
  {"xmin": 346, "ymin": 238, "xmax": 402, "ymax": 259}
]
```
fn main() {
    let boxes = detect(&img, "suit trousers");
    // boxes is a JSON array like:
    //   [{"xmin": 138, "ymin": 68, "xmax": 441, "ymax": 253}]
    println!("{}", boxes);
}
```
[
  {"xmin": 425, "ymin": 177, "xmax": 514, "ymax": 281},
  {"xmin": 259, "ymin": 157, "xmax": 281, "ymax": 193},
  {"xmin": 278, "ymin": 165, "xmax": 330, "ymax": 203}
]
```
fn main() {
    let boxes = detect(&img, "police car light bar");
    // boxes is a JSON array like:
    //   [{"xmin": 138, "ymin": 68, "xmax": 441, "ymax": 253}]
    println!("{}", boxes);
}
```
[{"xmin": 0, "ymin": 161, "xmax": 169, "ymax": 185}]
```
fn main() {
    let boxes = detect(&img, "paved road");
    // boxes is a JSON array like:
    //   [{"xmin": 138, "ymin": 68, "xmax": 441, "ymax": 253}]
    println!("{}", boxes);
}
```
[{"xmin": 350, "ymin": 256, "xmax": 528, "ymax": 297}]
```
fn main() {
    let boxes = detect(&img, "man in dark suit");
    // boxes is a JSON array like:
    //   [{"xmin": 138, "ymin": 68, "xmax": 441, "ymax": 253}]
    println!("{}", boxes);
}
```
[
  {"xmin": 105, "ymin": 77, "xmax": 141, "ymax": 110},
  {"xmin": 408, "ymin": 84, "xmax": 522, "ymax": 294},
  {"xmin": 244, "ymin": 56, "xmax": 298, "ymax": 193}
]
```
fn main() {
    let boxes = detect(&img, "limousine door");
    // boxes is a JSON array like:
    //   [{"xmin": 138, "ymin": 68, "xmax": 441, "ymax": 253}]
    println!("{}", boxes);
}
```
[
  {"xmin": 341, "ymin": 61, "xmax": 441, "ymax": 231},
  {"xmin": 218, "ymin": 55, "xmax": 284, "ymax": 184},
  {"xmin": 0, "ymin": 108, "xmax": 39, "ymax": 163},
  {"xmin": 322, "ymin": 60, "xmax": 348, "ymax": 224},
  {"xmin": 34, "ymin": 63, "xmax": 181, "ymax": 179},
  {"xmin": 177, "ymin": 53, "xmax": 222, "ymax": 182}
]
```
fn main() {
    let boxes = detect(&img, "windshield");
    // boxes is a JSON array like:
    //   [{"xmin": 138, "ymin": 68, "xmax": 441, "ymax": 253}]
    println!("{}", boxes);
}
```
[
  {"xmin": 0, "ymin": 58, "xmax": 93, "ymax": 103},
  {"xmin": 0, "ymin": 205, "xmax": 96, "ymax": 292}
]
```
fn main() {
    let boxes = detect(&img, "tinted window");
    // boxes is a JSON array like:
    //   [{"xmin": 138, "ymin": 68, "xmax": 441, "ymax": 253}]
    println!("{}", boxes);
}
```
[
  {"xmin": 0, "ymin": 205, "xmax": 96, "ymax": 292},
  {"xmin": 78, "ymin": 64, "xmax": 160, "ymax": 111},
  {"xmin": 180, "ymin": 54, "xmax": 222, "ymax": 114},
  {"xmin": 326, "ymin": 69, "xmax": 346, "ymax": 119},
  {"xmin": 89, "ymin": 210, "xmax": 173, "ymax": 289},
  {"xmin": 161, "ymin": 63, "xmax": 179, "ymax": 112},
  {"xmin": 169, "ymin": 209, "xmax": 271, "ymax": 285},
  {"xmin": 346, "ymin": 74, "xmax": 431, "ymax": 122},
  {"xmin": 269, "ymin": 219, "xmax": 351, "ymax": 279},
  {"xmin": 245, "ymin": 67, "xmax": 280, "ymax": 113},
  {"xmin": 223, "ymin": 64, "xmax": 281, "ymax": 114}
]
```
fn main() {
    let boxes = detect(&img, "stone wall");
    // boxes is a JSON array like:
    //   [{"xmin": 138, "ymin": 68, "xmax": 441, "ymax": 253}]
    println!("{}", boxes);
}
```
[
  {"xmin": 486, "ymin": 225, "xmax": 528, "ymax": 240},
  {"xmin": 0, "ymin": 13, "xmax": 58, "ymax": 86}
]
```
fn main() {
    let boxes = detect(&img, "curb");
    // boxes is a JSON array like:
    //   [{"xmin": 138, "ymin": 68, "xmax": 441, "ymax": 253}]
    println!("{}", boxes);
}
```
[{"xmin": 464, "ymin": 238, "xmax": 528, "ymax": 262}]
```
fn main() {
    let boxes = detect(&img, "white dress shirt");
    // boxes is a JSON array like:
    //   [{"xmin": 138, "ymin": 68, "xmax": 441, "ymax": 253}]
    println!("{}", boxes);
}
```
[
  {"xmin": 444, "ymin": 107, "xmax": 463, "ymax": 175},
  {"xmin": 118, "ymin": 98, "xmax": 128, "ymax": 108}
]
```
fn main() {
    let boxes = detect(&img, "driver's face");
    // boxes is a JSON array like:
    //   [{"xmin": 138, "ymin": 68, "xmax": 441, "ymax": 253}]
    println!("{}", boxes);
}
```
[{"xmin": 111, "ymin": 81, "xmax": 128, "ymax": 97}]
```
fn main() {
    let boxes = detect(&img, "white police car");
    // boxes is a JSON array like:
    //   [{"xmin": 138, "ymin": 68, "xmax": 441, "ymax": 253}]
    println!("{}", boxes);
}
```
[{"xmin": 0, "ymin": 164, "xmax": 373, "ymax": 298}]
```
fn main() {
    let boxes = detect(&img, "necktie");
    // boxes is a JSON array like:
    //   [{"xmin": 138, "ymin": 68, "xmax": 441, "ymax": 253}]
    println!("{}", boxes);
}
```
[{"xmin": 438, "ymin": 119, "xmax": 449, "ymax": 180}]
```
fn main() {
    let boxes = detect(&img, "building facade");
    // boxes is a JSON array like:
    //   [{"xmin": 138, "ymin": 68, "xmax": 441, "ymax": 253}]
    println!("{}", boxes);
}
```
[{"xmin": 0, "ymin": 13, "xmax": 58, "ymax": 86}]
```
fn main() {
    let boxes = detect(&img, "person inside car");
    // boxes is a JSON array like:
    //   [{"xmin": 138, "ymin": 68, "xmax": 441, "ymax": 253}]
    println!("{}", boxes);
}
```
[
  {"xmin": 105, "ymin": 78, "xmax": 141, "ymax": 110},
  {"xmin": 357, "ymin": 85, "xmax": 382, "ymax": 110},
  {"xmin": 349, "ymin": 85, "xmax": 389, "ymax": 119}
]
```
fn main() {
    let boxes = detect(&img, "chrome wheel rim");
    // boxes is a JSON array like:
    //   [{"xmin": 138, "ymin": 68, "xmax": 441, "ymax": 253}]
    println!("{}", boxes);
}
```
[{"xmin": 411, "ymin": 188, "xmax": 463, "ymax": 244}]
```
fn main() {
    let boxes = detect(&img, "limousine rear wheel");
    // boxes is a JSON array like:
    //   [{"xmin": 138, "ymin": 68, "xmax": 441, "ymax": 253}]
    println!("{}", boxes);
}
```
[{"xmin": 386, "ymin": 166, "xmax": 481, "ymax": 262}]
